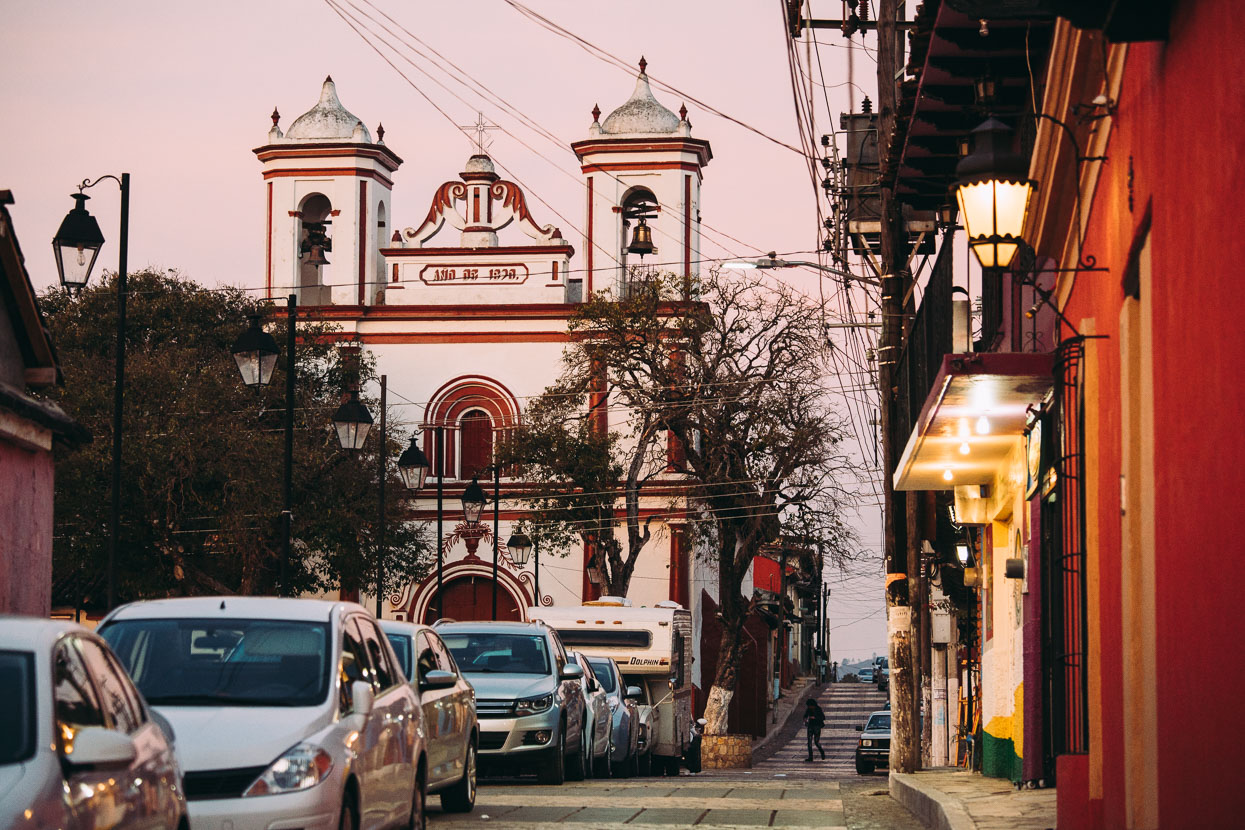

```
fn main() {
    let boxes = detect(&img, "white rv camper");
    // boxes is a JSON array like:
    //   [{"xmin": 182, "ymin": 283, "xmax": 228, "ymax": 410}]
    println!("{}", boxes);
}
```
[{"xmin": 528, "ymin": 601, "xmax": 693, "ymax": 775}]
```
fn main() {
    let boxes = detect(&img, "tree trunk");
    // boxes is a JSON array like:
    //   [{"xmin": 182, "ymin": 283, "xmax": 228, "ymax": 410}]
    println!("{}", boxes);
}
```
[{"xmin": 703, "ymin": 616, "xmax": 748, "ymax": 735}]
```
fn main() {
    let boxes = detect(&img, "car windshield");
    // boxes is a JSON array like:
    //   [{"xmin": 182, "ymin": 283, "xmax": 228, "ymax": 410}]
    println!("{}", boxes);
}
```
[
  {"xmin": 440, "ymin": 632, "xmax": 550, "ymax": 675},
  {"xmin": 587, "ymin": 658, "xmax": 616, "ymax": 693},
  {"xmin": 0, "ymin": 651, "xmax": 35, "ymax": 764},
  {"xmin": 866, "ymin": 714, "xmax": 891, "ymax": 731},
  {"xmin": 101, "ymin": 618, "xmax": 330, "ymax": 707}
]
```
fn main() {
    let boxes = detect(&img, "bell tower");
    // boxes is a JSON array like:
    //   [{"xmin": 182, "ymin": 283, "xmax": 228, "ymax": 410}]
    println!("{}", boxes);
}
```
[
  {"xmin": 254, "ymin": 77, "xmax": 402, "ymax": 306},
  {"xmin": 572, "ymin": 58, "xmax": 712, "ymax": 297}
]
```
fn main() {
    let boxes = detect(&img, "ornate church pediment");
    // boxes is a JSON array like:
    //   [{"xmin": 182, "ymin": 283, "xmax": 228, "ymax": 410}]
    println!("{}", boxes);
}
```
[{"xmin": 402, "ymin": 154, "xmax": 564, "ymax": 249}]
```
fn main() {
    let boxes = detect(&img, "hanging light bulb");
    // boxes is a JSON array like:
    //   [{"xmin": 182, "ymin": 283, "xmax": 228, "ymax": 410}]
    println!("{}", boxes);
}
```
[
  {"xmin": 959, "ymin": 441, "xmax": 971, "ymax": 455},
  {"xmin": 942, "ymin": 469, "xmax": 954, "ymax": 482},
  {"xmin": 76, "ymin": 246, "xmax": 87, "ymax": 267},
  {"xmin": 975, "ymin": 415, "xmax": 991, "ymax": 435}
]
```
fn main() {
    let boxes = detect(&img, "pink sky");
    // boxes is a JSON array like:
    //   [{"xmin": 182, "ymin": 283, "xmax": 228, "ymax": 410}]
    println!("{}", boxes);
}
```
[{"xmin": 3, "ymin": 0, "xmax": 885, "ymax": 660}]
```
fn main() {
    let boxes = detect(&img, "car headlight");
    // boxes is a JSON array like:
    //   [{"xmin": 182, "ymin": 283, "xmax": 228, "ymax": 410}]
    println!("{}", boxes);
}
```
[
  {"xmin": 861, "ymin": 739, "xmax": 872, "ymax": 747},
  {"xmin": 243, "ymin": 743, "xmax": 333, "ymax": 797},
  {"xmin": 514, "ymin": 693, "xmax": 554, "ymax": 717}
]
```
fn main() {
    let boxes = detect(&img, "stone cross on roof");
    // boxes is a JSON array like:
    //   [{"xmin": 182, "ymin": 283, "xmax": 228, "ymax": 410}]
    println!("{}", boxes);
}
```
[{"xmin": 458, "ymin": 112, "xmax": 500, "ymax": 155}]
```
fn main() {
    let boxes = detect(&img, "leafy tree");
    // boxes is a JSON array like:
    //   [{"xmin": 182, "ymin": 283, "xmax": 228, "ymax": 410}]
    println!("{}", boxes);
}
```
[
  {"xmin": 40, "ymin": 270, "xmax": 429, "ymax": 611},
  {"xmin": 497, "ymin": 364, "xmax": 669, "ymax": 598},
  {"xmin": 567, "ymin": 270, "xmax": 860, "ymax": 734}
]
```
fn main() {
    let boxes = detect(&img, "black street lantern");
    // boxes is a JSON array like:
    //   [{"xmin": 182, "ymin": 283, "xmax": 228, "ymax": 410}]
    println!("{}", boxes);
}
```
[
  {"xmin": 231, "ymin": 316, "xmax": 280, "ymax": 389},
  {"xmin": 461, "ymin": 476, "xmax": 487, "ymax": 524},
  {"xmin": 954, "ymin": 118, "xmax": 1036, "ymax": 270},
  {"xmin": 52, "ymin": 192, "xmax": 105, "ymax": 291},
  {"xmin": 332, "ymin": 391, "xmax": 373, "ymax": 451},
  {"xmin": 397, "ymin": 436, "xmax": 430, "ymax": 492},
  {"xmin": 506, "ymin": 532, "xmax": 533, "ymax": 567}
]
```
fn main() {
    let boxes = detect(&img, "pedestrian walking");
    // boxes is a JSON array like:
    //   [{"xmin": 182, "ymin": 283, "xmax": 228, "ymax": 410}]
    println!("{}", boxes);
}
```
[{"xmin": 803, "ymin": 698, "xmax": 826, "ymax": 761}]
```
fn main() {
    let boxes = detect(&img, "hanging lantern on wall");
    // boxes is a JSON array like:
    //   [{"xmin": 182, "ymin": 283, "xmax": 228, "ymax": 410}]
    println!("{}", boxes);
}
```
[{"xmin": 954, "ymin": 118, "xmax": 1035, "ymax": 270}]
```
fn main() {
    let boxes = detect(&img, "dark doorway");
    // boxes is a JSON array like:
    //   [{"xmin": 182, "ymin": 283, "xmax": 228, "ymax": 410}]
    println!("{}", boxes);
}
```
[{"xmin": 425, "ymin": 575, "xmax": 520, "ymax": 623}]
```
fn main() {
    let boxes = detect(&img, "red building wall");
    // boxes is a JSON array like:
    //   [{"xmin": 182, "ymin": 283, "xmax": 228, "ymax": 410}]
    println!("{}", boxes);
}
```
[
  {"xmin": 0, "ymin": 441, "xmax": 54, "ymax": 616},
  {"xmin": 1061, "ymin": 2, "xmax": 1245, "ymax": 824}
]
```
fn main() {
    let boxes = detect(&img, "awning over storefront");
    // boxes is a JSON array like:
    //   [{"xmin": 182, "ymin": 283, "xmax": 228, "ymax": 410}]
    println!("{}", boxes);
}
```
[{"xmin": 893, "ymin": 352, "xmax": 1053, "ymax": 491}]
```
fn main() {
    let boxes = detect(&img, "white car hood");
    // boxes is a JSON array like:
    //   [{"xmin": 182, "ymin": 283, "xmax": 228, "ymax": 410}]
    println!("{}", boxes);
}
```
[
  {"xmin": 156, "ymin": 705, "xmax": 331, "ymax": 771},
  {"xmin": 462, "ymin": 673, "xmax": 553, "ymax": 700}
]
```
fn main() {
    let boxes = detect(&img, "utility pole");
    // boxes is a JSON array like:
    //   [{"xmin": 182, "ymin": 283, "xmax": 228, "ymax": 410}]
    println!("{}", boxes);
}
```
[{"xmin": 877, "ymin": 0, "xmax": 919, "ymax": 773}]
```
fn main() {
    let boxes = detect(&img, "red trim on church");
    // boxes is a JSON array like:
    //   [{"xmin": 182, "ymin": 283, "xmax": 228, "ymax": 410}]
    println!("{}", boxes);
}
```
[
  {"xmin": 358, "ymin": 181, "xmax": 367, "ymax": 305},
  {"xmin": 253, "ymin": 142, "xmax": 403, "ymax": 170},
  {"xmin": 683, "ymin": 174, "xmax": 692, "ymax": 279},
  {"xmin": 380, "ymin": 245, "xmax": 574, "ymax": 258},
  {"xmin": 581, "ymin": 162, "xmax": 703, "ymax": 176},
  {"xmin": 265, "ymin": 182, "xmax": 273, "ymax": 297},
  {"xmin": 570, "ymin": 137, "xmax": 712, "ymax": 166},
  {"xmin": 586, "ymin": 176, "xmax": 594, "ymax": 295},
  {"xmin": 262, "ymin": 167, "xmax": 395, "ymax": 188}
]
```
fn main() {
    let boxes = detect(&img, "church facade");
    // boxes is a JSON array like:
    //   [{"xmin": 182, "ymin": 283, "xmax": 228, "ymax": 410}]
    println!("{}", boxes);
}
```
[{"xmin": 252, "ymin": 70, "xmax": 717, "ymax": 637}]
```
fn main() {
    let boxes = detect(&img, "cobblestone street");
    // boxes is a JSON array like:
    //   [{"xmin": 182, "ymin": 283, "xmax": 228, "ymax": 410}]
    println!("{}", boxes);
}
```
[
  {"xmin": 428, "ymin": 775, "xmax": 923, "ymax": 829},
  {"xmin": 427, "ymin": 683, "xmax": 923, "ymax": 829}
]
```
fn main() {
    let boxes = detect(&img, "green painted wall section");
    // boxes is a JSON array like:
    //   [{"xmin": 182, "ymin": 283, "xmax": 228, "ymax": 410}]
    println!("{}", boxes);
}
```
[{"xmin": 982, "ymin": 731, "xmax": 1022, "ymax": 782}]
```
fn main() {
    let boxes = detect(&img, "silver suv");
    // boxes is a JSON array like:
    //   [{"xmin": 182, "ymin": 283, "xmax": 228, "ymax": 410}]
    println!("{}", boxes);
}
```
[{"xmin": 436, "ymin": 621, "xmax": 587, "ymax": 784}]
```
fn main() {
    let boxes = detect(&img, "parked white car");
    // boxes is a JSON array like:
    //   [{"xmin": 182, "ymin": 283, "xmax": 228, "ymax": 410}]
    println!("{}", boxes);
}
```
[
  {"xmin": 567, "ymin": 650, "xmax": 611, "ymax": 777},
  {"xmin": 0, "ymin": 616, "xmax": 187, "ymax": 830},
  {"xmin": 378, "ymin": 619, "xmax": 477, "ymax": 812},
  {"xmin": 100, "ymin": 597, "xmax": 426, "ymax": 830}
]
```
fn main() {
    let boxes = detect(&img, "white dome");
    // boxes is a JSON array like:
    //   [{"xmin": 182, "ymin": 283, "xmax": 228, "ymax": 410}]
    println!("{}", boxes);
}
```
[
  {"xmin": 285, "ymin": 77, "xmax": 372, "ymax": 143},
  {"xmin": 601, "ymin": 72, "xmax": 681, "ymax": 135}
]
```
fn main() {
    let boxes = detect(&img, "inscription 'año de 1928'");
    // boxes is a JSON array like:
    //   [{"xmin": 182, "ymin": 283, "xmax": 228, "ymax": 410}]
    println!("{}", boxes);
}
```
[{"xmin": 418, "ymin": 264, "xmax": 529, "ymax": 285}]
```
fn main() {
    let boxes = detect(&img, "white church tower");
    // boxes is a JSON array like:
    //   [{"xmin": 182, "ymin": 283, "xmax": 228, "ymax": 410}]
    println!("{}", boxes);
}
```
[
  {"xmin": 571, "ymin": 58, "xmax": 712, "ymax": 297},
  {"xmin": 254, "ymin": 77, "xmax": 401, "ymax": 306}
]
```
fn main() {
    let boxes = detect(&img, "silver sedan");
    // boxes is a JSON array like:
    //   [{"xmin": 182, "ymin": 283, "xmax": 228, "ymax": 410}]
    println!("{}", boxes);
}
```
[{"xmin": 0, "ymin": 617, "xmax": 187, "ymax": 830}]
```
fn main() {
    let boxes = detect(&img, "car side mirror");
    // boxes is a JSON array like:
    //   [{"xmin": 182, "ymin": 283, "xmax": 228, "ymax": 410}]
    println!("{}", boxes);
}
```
[
  {"xmin": 560, "ymin": 663, "xmax": 584, "ymax": 681},
  {"xmin": 420, "ymin": 669, "xmax": 457, "ymax": 691},
  {"xmin": 351, "ymin": 680, "xmax": 374, "ymax": 716},
  {"xmin": 65, "ymin": 727, "xmax": 137, "ymax": 768},
  {"xmin": 625, "ymin": 685, "xmax": 642, "ymax": 699}
]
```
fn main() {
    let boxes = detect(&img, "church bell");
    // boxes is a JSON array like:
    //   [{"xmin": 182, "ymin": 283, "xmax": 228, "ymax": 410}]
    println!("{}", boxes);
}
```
[{"xmin": 627, "ymin": 217, "xmax": 654, "ymax": 256}]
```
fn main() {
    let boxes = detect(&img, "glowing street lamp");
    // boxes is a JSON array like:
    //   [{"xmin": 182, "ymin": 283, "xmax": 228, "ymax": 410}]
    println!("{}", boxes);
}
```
[{"xmin": 954, "ymin": 118, "xmax": 1036, "ymax": 270}]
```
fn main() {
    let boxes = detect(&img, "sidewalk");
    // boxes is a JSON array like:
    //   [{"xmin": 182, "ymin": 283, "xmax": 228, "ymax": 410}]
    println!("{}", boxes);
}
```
[{"xmin": 889, "ymin": 768, "xmax": 1056, "ymax": 830}]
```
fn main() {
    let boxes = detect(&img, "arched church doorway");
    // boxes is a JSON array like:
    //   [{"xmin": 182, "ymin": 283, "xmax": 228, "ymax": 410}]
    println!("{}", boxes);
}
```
[{"xmin": 425, "ymin": 574, "xmax": 521, "ymax": 624}]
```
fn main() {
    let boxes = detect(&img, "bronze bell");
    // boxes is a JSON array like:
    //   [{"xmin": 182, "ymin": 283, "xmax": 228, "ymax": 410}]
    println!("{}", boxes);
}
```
[
  {"xmin": 306, "ymin": 244, "xmax": 330, "ymax": 266},
  {"xmin": 627, "ymin": 217, "xmax": 654, "ymax": 256}
]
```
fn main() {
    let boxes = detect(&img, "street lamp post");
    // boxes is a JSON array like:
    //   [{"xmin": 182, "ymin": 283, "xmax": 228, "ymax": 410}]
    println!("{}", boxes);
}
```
[
  {"xmin": 375, "ymin": 375, "xmax": 387, "ymax": 617},
  {"xmin": 506, "ymin": 531, "xmax": 538, "ymax": 605},
  {"xmin": 231, "ymin": 295, "xmax": 297, "ymax": 590},
  {"xmin": 53, "ymin": 174, "xmax": 130, "ymax": 610},
  {"xmin": 460, "ymin": 469, "xmax": 501, "ymax": 619}
]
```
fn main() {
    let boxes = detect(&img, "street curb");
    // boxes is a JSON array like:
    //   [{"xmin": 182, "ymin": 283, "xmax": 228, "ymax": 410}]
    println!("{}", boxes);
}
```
[
  {"xmin": 889, "ymin": 772, "xmax": 976, "ymax": 830},
  {"xmin": 750, "ymin": 678, "xmax": 822, "ymax": 764}
]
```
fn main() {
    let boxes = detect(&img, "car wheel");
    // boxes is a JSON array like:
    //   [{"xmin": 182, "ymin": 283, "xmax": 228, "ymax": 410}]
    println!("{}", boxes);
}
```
[
  {"xmin": 537, "ymin": 726, "xmax": 566, "ymax": 785},
  {"xmin": 339, "ymin": 790, "xmax": 358, "ymax": 830},
  {"xmin": 594, "ymin": 743, "xmax": 611, "ymax": 779},
  {"xmin": 441, "ymin": 740, "xmax": 477, "ymax": 813},
  {"xmin": 406, "ymin": 766, "xmax": 426, "ymax": 830},
  {"xmin": 855, "ymin": 756, "xmax": 874, "ymax": 775},
  {"xmin": 638, "ymin": 750, "xmax": 651, "ymax": 777},
  {"xmin": 566, "ymin": 726, "xmax": 587, "ymax": 781}
]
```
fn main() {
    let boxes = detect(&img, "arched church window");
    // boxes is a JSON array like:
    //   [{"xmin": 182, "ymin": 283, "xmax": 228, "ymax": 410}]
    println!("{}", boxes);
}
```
[
  {"xmin": 459, "ymin": 409, "xmax": 493, "ymax": 480},
  {"xmin": 298, "ymin": 193, "xmax": 333, "ymax": 305},
  {"xmin": 620, "ymin": 188, "xmax": 658, "ymax": 296}
]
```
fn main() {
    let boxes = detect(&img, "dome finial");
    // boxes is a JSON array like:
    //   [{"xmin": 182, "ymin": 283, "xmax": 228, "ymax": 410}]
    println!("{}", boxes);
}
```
[
  {"xmin": 325, "ymin": 74, "xmax": 334, "ymax": 84},
  {"xmin": 271, "ymin": 107, "xmax": 280, "ymax": 127},
  {"xmin": 377, "ymin": 122, "xmax": 385, "ymax": 142},
  {"xmin": 592, "ymin": 103, "xmax": 601, "ymax": 122},
  {"xmin": 638, "ymin": 56, "xmax": 647, "ymax": 75},
  {"xmin": 679, "ymin": 103, "xmax": 687, "ymax": 121}
]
